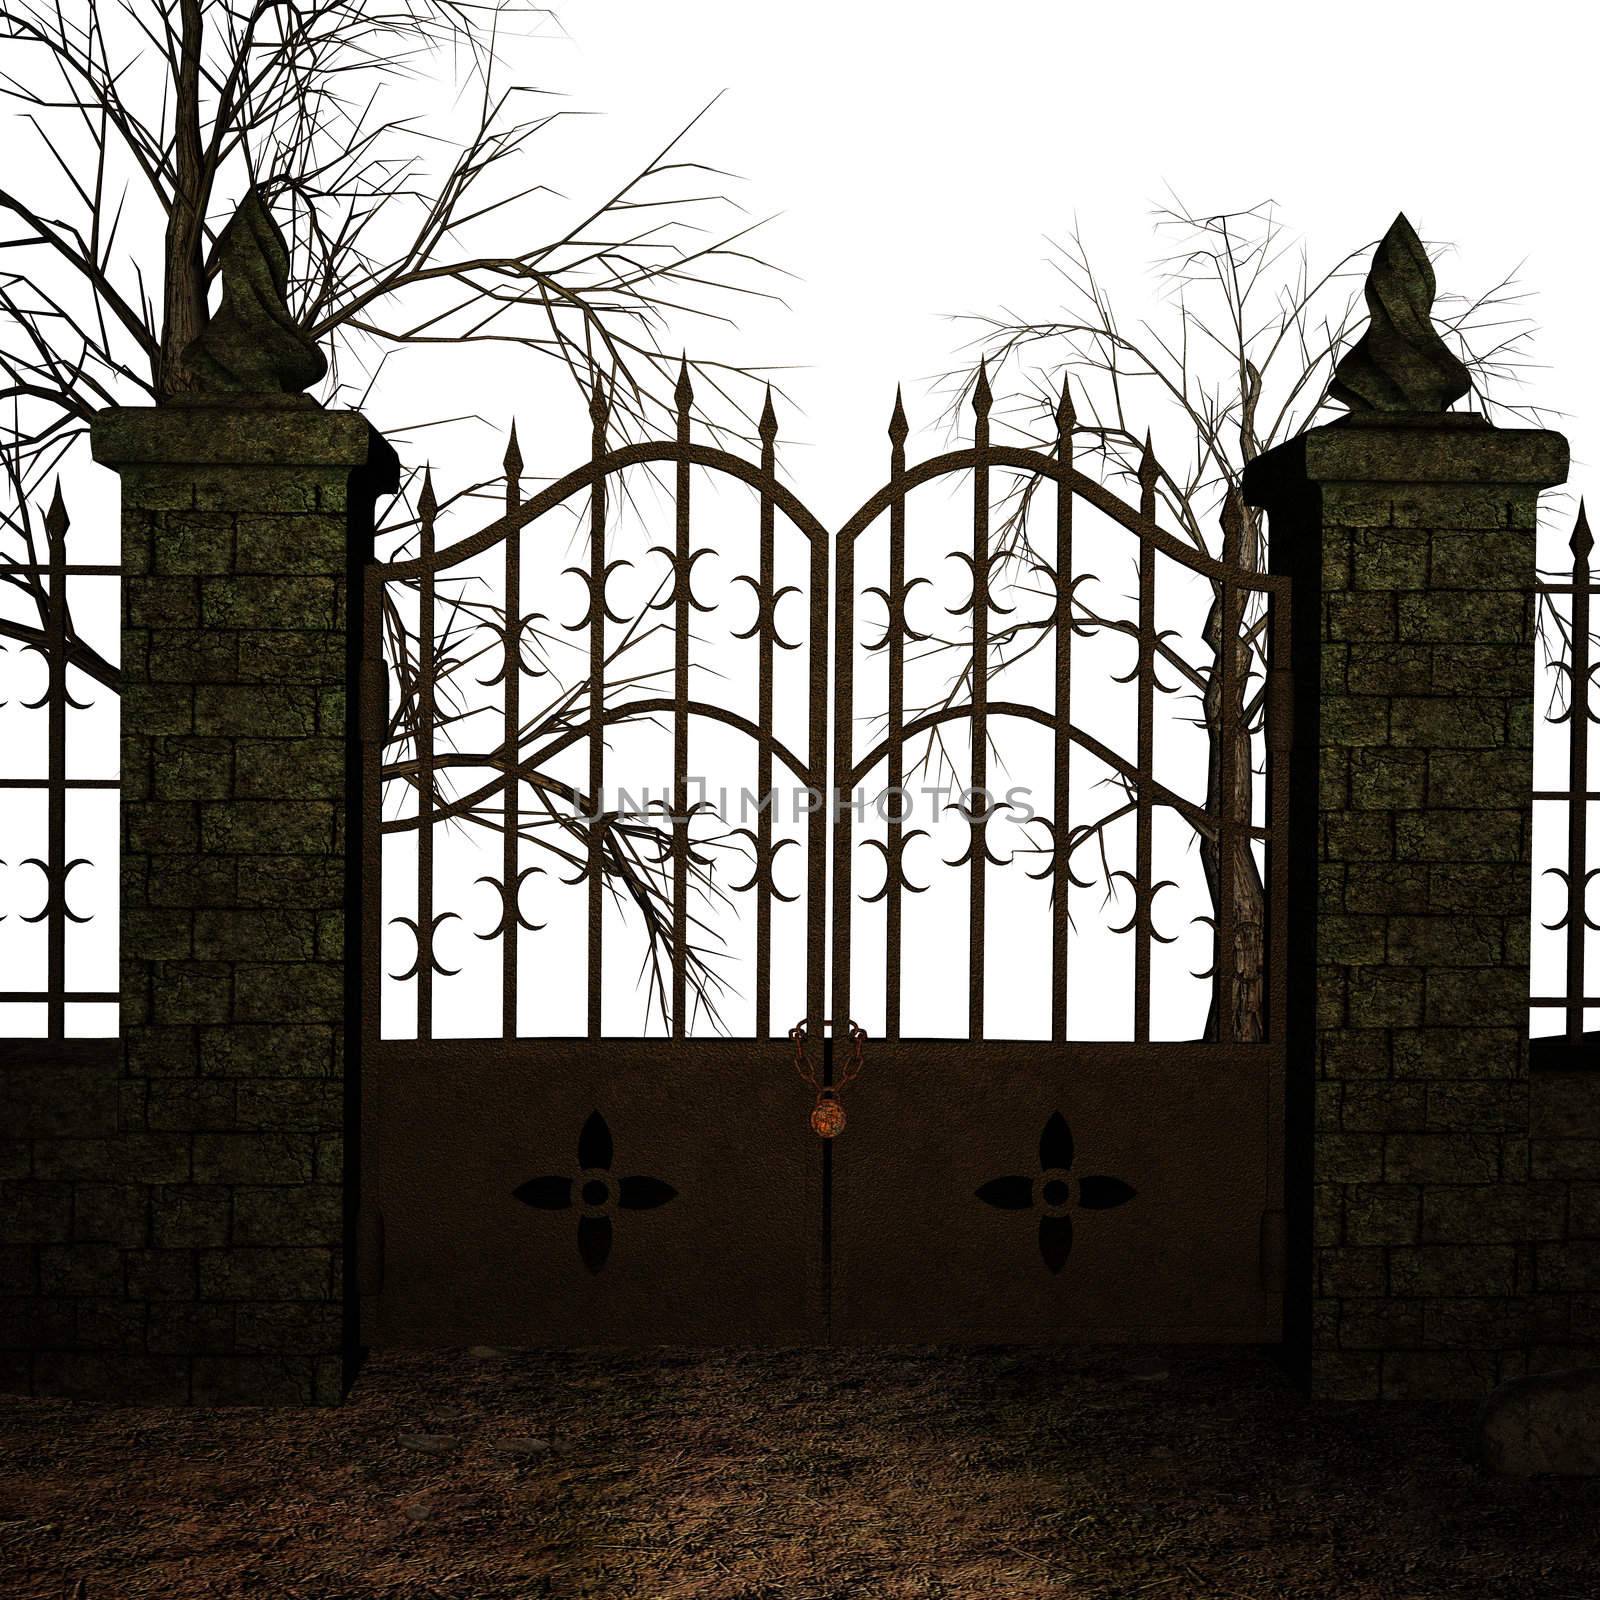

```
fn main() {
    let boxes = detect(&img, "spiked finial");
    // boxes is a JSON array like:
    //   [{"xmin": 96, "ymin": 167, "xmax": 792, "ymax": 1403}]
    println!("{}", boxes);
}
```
[
  {"xmin": 43, "ymin": 479, "xmax": 68, "ymax": 543},
  {"xmin": 1137, "ymin": 430, "xmax": 1157, "ymax": 487},
  {"xmin": 1573, "ymin": 500, "xmax": 1593, "ymax": 567},
  {"xmin": 589, "ymin": 374, "xmax": 610, "ymax": 435},
  {"xmin": 1055, "ymin": 372, "xmax": 1075, "ymax": 434},
  {"xmin": 418, "ymin": 464, "xmax": 437, "ymax": 525},
  {"xmin": 972, "ymin": 357, "xmax": 992, "ymax": 424},
  {"xmin": 1137, "ymin": 431, "xmax": 1158, "ymax": 518},
  {"xmin": 759, "ymin": 384, "xmax": 778, "ymax": 446},
  {"xmin": 674, "ymin": 353, "xmax": 693, "ymax": 415},
  {"xmin": 1330, "ymin": 213, "xmax": 1472, "ymax": 414},
  {"xmin": 503, "ymin": 421, "xmax": 524, "ymax": 514},
  {"xmin": 888, "ymin": 385, "xmax": 909, "ymax": 449}
]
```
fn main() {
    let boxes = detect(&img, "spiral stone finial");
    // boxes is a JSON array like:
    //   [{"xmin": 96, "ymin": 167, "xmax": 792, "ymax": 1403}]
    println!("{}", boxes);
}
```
[{"xmin": 1330, "ymin": 213, "xmax": 1471, "ymax": 415}]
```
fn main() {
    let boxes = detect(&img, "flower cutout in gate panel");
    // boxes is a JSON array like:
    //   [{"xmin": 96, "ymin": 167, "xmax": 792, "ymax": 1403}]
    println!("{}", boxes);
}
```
[
  {"xmin": 513, "ymin": 1110, "xmax": 677, "ymax": 1274},
  {"xmin": 976, "ymin": 1110, "xmax": 1136, "ymax": 1273}
]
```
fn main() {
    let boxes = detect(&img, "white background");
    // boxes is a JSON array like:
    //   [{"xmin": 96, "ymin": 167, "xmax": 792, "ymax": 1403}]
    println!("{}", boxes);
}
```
[{"xmin": 2, "ymin": 0, "xmax": 1594, "ymax": 1038}]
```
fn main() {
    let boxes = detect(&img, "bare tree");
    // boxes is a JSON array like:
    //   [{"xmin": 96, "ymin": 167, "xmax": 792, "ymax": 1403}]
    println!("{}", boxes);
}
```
[
  {"xmin": 0, "ymin": 0, "xmax": 780, "ymax": 655},
  {"xmin": 0, "ymin": 0, "xmax": 784, "ymax": 1030},
  {"xmin": 934, "ymin": 194, "xmax": 1558, "ymax": 1040}
]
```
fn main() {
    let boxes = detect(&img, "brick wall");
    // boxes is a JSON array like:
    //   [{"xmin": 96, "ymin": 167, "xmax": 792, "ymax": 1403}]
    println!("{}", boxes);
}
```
[
  {"xmin": 0, "ymin": 404, "xmax": 394, "ymax": 1404},
  {"xmin": 1247, "ymin": 416, "xmax": 1574, "ymax": 1399}
]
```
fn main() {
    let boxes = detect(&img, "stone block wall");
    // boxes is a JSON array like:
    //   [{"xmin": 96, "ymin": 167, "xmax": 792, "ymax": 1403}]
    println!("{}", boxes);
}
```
[
  {"xmin": 0, "ymin": 1040, "xmax": 121, "ymax": 1394},
  {"xmin": 0, "ymin": 404, "xmax": 394, "ymax": 1404},
  {"xmin": 1527, "ymin": 1068, "xmax": 1600, "ymax": 1365},
  {"xmin": 1247, "ymin": 417, "xmax": 1574, "ymax": 1399}
]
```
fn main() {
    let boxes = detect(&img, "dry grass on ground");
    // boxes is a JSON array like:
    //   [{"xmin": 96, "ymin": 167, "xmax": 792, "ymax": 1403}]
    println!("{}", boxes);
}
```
[{"xmin": 2, "ymin": 1344, "xmax": 1596, "ymax": 1599}]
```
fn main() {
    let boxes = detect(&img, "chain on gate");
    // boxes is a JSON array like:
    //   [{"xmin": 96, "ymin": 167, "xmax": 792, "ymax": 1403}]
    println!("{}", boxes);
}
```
[{"xmin": 787, "ymin": 1018, "xmax": 868, "ymax": 1138}]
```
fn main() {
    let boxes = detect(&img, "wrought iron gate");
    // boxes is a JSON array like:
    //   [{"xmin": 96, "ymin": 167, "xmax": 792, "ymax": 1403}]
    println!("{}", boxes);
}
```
[{"xmin": 360, "ymin": 364, "xmax": 1291, "ymax": 1347}]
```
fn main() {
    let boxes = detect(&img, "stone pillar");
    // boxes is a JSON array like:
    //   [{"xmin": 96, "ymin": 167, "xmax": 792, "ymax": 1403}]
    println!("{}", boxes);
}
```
[
  {"xmin": 0, "ymin": 190, "xmax": 396, "ymax": 1405},
  {"xmin": 81, "ymin": 405, "xmax": 393, "ymax": 1404},
  {"xmin": 1244, "ymin": 215, "xmax": 1569, "ymax": 1399}
]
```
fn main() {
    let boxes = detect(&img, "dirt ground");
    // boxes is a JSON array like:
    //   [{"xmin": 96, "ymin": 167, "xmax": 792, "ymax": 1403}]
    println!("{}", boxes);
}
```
[{"xmin": 1, "ymin": 1343, "xmax": 1596, "ymax": 1600}]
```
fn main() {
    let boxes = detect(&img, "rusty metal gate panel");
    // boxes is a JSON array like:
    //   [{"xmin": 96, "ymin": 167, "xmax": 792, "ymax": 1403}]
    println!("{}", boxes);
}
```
[
  {"xmin": 829, "ymin": 1042, "xmax": 1281, "ymax": 1343},
  {"xmin": 372, "ymin": 1040, "xmax": 824, "ymax": 1345},
  {"xmin": 360, "ymin": 363, "xmax": 1292, "ymax": 1348}
]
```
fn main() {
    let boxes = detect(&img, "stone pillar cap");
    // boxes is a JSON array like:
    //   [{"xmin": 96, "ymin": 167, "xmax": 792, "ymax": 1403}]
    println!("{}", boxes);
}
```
[
  {"xmin": 91, "ymin": 405, "xmax": 397, "ymax": 484},
  {"xmin": 1244, "ymin": 419, "xmax": 1569, "ymax": 499}
]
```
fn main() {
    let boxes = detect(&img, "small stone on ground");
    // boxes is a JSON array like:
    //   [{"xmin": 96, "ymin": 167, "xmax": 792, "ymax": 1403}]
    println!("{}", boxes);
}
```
[
  {"xmin": 486, "ymin": 1436, "xmax": 553, "ymax": 1456},
  {"xmin": 1478, "ymin": 1365, "xmax": 1600, "ymax": 1477},
  {"xmin": 398, "ymin": 1434, "xmax": 454, "ymax": 1455}
]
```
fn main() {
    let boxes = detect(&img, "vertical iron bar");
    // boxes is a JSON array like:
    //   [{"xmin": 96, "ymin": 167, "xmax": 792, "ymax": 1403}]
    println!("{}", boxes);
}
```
[
  {"xmin": 44, "ymin": 484, "xmax": 67, "ymax": 1039},
  {"xmin": 831, "ymin": 519, "xmax": 855, "ymax": 1049},
  {"xmin": 1134, "ymin": 435, "xmax": 1157, "ymax": 1044},
  {"xmin": 1216, "ymin": 498, "xmax": 1241, "ymax": 1044},
  {"xmin": 886, "ymin": 390, "xmax": 908, "ymax": 1040},
  {"xmin": 502, "ymin": 423, "xmax": 523, "ymax": 1039},
  {"xmin": 672, "ymin": 360, "xmax": 692, "ymax": 1039},
  {"xmin": 808, "ymin": 464, "xmax": 829, "ymax": 1052},
  {"xmin": 969, "ymin": 361, "xmax": 992, "ymax": 1041},
  {"xmin": 1566, "ymin": 503, "xmax": 1593, "ymax": 1042},
  {"xmin": 1267, "ymin": 600, "xmax": 1294, "ymax": 1048},
  {"xmin": 360, "ymin": 552, "xmax": 386, "ymax": 1322},
  {"xmin": 360, "ymin": 565, "xmax": 383, "ymax": 1052},
  {"xmin": 826, "ymin": 467, "xmax": 849, "ymax": 1345},
  {"xmin": 756, "ymin": 389, "xmax": 778, "ymax": 1039},
  {"xmin": 416, "ymin": 469, "xmax": 437, "ymax": 1041},
  {"xmin": 1052, "ymin": 382, "xmax": 1073, "ymax": 1043},
  {"xmin": 588, "ymin": 387, "xmax": 609, "ymax": 1039}
]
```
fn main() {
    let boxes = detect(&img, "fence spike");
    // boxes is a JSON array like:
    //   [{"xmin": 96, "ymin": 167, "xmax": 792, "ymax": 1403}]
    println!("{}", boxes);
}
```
[
  {"xmin": 888, "ymin": 385, "xmax": 908, "ymax": 448},
  {"xmin": 589, "ymin": 374, "xmax": 610, "ymax": 435},
  {"xmin": 1571, "ymin": 499, "xmax": 1593, "ymax": 565},
  {"xmin": 972, "ymin": 356, "xmax": 992, "ymax": 423},
  {"xmin": 43, "ymin": 478, "xmax": 68, "ymax": 541},
  {"xmin": 674, "ymin": 353, "xmax": 693, "ymax": 417},
  {"xmin": 1137, "ymin": 431, "xmax": 1158, "ymax": 520},
  {"xmin": 759, "ymin": 384, "xmax": 778, "ymax": 444},
  {"xmin": 418, "ymin": 464, "xmax": 437, "ymax": 524},
  {"xmin": 1055, "ymin": 372, "xmax": 1075, "ymax": 434},
  {"xmin": 503, "ymin": 422, "xmax": 524, "ymax": 516},
  {"xmin": 1138, "ymin": 431, "xmax": 1158, "ymax": 487}
]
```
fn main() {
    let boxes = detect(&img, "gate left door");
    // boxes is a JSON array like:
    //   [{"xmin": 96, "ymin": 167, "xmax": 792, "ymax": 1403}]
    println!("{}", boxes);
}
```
[{"xmin": 359, "ymin": 401, "xmax": 833, "ymax": 1347}]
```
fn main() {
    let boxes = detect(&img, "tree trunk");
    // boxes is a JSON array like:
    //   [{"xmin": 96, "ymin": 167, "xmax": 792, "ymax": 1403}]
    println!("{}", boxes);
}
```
[
  {"xmin": 1201, "ymin": 495, "xmax": 1266, "ymax": 1043},
  {"xmin": 158, "ymin": 0, "xmax": 209, "ymax": 398}
]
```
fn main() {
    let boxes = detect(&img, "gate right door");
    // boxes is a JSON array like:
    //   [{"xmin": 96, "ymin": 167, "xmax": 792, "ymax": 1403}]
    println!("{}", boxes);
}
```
[{"xmin": 823, "ymin": 399, "xmax": 1290, "ymax": 1344}]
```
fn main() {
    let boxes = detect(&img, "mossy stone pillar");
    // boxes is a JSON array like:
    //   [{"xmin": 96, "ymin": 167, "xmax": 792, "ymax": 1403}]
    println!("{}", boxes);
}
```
[
  {"xmin": 86, "ymin": 403, "xmax": 395, "ymax": 1404},
  {"xmin": 23, "ymin": 189, "xmax": 402, "ymax": 1405},
  {"xmin": 1244, "ymin": 215, "xmax": 1569, "ymax": 1399}
]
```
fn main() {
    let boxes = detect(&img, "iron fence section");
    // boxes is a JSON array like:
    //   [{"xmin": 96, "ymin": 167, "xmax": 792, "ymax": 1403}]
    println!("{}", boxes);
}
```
[
  {"xmin": 1533, "ymin": 501, "xmax": 1598, "ymax": 1058},
  {"xmin": 0, "ymin": 484, "xmax": 120, "ymax": 1037}
]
